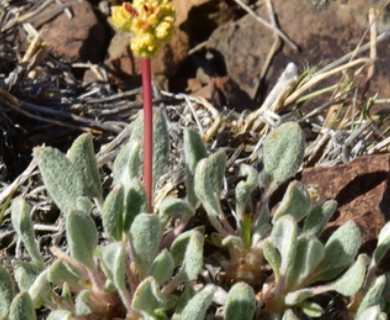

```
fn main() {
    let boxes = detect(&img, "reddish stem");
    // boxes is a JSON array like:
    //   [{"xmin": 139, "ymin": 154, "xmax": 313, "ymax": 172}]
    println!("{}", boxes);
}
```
[{"xmin": 141, "ymin": 58, "xmax": 153, "ymax": 213}]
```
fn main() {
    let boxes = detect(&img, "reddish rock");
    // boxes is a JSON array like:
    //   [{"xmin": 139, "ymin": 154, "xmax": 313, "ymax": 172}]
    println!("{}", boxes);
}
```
[
  {"xmin": 300, "ymin": 153, "xmax": 390, "ymax": 244},
  {"xmin": 39, "ymin": 0, "xmax": 106, "ymax": 62}
]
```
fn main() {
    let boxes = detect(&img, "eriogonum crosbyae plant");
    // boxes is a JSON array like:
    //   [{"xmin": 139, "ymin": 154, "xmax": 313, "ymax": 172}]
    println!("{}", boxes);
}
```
[
  {"xmin": 111, "ymin": 0, "xmax": 176, "ymax": 212},
  {"xmin": 3, "ymin": 116, "xmax": 390, "ymax": 319},
  {"xmin": 0, "ymin": 110, "xmax": 211, "ymax": 319},
  {"xmin": 187, "ymin": 122, "xmax": 390, "ymax": 319}
]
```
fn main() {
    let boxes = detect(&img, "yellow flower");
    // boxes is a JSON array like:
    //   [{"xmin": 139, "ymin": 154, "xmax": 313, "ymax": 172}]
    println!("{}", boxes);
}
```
[{"xmin": 111, "ymin": 0, "xmax": 176, "ymax": 58}]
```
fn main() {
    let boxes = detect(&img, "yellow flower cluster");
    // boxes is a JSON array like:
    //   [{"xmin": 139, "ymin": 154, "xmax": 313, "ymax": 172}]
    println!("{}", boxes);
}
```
[{"xmin": 111, "ymin": 0, "xmax": 176, "ymax": 58}]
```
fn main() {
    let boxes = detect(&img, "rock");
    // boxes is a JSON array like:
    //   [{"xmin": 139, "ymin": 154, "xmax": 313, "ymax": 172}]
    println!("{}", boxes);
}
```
[
  {"xmin": 300, "ymin": 153, "xmax": 390, "ymax": 245},
  {"xmin": 39, "ymin": 0, "xmax": 106, "ymax": 62},
  {"xmin": 206, "ymin": 13, "xmax": 274, "ymax": 99}
]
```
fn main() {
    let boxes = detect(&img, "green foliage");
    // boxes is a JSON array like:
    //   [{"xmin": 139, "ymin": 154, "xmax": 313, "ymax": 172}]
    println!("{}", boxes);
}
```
[
  {"xmin": 6, "ymin": 115, "xmax": 390, "ymax": 320},
  {"xmin": 0, "ymin": 265, "xmax": 14, "ymax": 320},
  {"xmin": 224, "ymin": 282, "xmax": 256, "ymax": 320},
  {"xmin": 34, "ymin": 147, "xmax": 83, "ymax": 215},
  {"xmin": 263, "ymin": 122, "xmax": 305, "ymax": 186}
]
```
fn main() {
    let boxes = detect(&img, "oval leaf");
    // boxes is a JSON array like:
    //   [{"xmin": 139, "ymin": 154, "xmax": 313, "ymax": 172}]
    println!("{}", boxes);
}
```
[
  {"xmin": 224, "ymin": 282, "xmax": 256, "ymax": 320},
  {"xmin": 34, "ymin": 147, "xmax": 83, "ymax": 215},
  {"xmin": 0, "ymin": 265, "xmax": 14, "ymax": 320},
  {"xmin": 130, "ymin": 214, "xmax": 162, "ymax": 277},
  {"xmin": 263, "ymin": 122, "xmax": 305, "ymax": 186},
  {"xmin": 180, "ymin": 287, "xmax": 213, "ymax": 320},
  {"xmin": 149, "ymin": 250, "xmax": 175, "ymax": 286},
  {"xmin": 184, "ymin": 129, "xmax": 208, "ymax": 206},
  {"xmin": 66, "ymin": 210, "xmax": 98, "ymax": 269},
  {"xmin": 102, "ymin": 184, "xmax": 124, "ymax": 241},
  {"xmin": 11, "ymin": 198, "xmax": 43, "ymax": 267},
  {"xmin": 67, "ymin": 133, "xmax": 102, "ymax": 200},
  {"xmin": 131, "ymin": 277, "xmax": 165, "ymax": 315},
  {"xmin": 9, "ymin": 292, "xmax": 36, "ymax": 320}
]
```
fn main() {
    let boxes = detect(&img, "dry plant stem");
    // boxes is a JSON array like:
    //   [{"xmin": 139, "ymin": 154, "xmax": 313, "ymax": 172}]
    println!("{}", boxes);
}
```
[
  {"xmin": 141, "ymin": 58, "xmax": 154, "ymax": 213},
  {"xmin": 283, "ymin": 58, "xmax": 372, "ymax": 107}
]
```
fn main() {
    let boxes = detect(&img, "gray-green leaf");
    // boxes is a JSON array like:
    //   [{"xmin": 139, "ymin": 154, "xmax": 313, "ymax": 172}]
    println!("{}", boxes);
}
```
[
  {"xmin": 123, "ymin": 179, "xmax": 147, "ymax": 233},
  {"xmin": 9, "ymin": 292, "xmax": 36, "ymax": 320},
  {"xmin": 273, "ymin": 180, "xmax": 311, "ymax": 223},
  {"xmin": 184, "ymin": 129, "xmax": 207, "ymax": 207},
  {"xmin": 271, "ymin": 215, "xmax": 297, "ymax": 276},
  {"xmin": 158, "ymin": 197, "xmax": 195, "ymax": 226},
  {"xmin": 374, "ymin": 221, "xmax": 390, "ymax": 265},
  {"xmin": 311, "ymin": 220, "xmax": 361, "ymax": 282},
  {"xmin": 263, "ymin": 122, "xmax": 305, "ymax": 186},
  {"xmin": 102, "ymin": 184, "xmax": 124, "ymax": 241},
  {"xmin": 11, "ymin": 198, "xmax": 43, "ymax": 267},
  {"xmin": 149, "ymin": 250, "xmax": 175, "ymax": 286},
  {"xmin": 34, "ymin": 147, "xmax": 83, "ymax": 215},
  {"xmin": 130, "ymin": 214, "xmax": 162, "ymax": 277},
  {"xmin": 132, "ymin": 277, "xmax": 165, "ymax": 315},
  {"xmin": 326, "ymin": 254, "xmax": 368, "ymax": 296},
  {"xmin": 224, "ymin": 282, "xmax": 256, "ymax": 320},
  {"xmin": 67, "ymin": 133, "xmax": 102, "ymax": 199},
  {"xmin": 0, "ymin": 265, "xmax": 14, "ymax": 320},
  {"xmin": 357, "ymin": 275, "xmax": 386, "ymax": 317},
  {"xmin": 303, "ymin": 200, "xmax": 337, "ymax": 237},
  {"xmin": 180, "ymin": 287, "xmax": 213, "ymax": 320},
  {"xmin": 75, "ymin": 290, "xmax": 93, "ymax": 316},
  {"xmin": 66, "ymin": 210, "xmax": 98, "ymax": 269}
]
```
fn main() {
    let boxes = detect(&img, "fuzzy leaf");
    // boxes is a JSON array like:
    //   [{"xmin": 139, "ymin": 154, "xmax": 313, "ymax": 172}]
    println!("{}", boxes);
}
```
[
  {"xmin": 184, "ymin": 129, "xmax": 208, "ymax": 206},
  {"xmin": 273, "ymin": 181, "xmax": 311, "ymax": 223},
  {"xmin": 285, "ymin": 289, "xmax": 314, "ymax": 305},
  {"xmin": 271, "ymin": 215, "xmax": 297, "ymax": 276},
  {"xmin": 374, "ymin": 221, "xmax": 390, "ymax": 265},
  {"xmin": 235, "ymin": 164, "xmax": 258, "ymax": 217},
  {"xmin": 194, "ymin": 152, "xmax": 226, "ymax": 229},
  {"xmin": 46, "ymin": 310, "xmax": 72, "ymax": 320},
  {"xmin": 356, "ymin": 306, "xmax": 386, "ymax": 320},
  {"xmin": 224, "ymin": 282, "xmax": 256, "ymax": 320},
  {"xmin": 303, "ymin": 200, "xmax": 337, "ymax": 237},
  {"xmin": 132, "ymin": 277, "xmax": 165, "ymax": 315},
  {"xmin": 75, "ymin": 290, "xmax": 93, "ymax": 316},
  {"xmin": 11, "ymin": 198, "xmax": 43, "ymax": 267},
  {"xmin": 102, "ymin": 184, "xmax": 124, "ymax": 240},
  {"xmin": 48, "ymin": 260, "xmax": 82, "ymax": 289},
  {"xmin": 311, "ymin": 221, "xmax": 361, "ymax": 282},
  {"xmin": 112, "ymin": 140, "xmax": 141, "ymax": 186},
  {"xmin": 149, "ymin": 250, "xmax": 175, "ymax": 286},
  {"xmin": 263, "ymin": 240, "xmax": 281, "ymax": 281},
  {"xmin": 130, "ymin": 214, "xmax": 162, "ymax": 276},
  {"xmin": 263, "ymin": 122, "xmax": 305, "ymax": 186},
  {"xmin": 287, "ymin": 236, "xmax": 325, "ymax": 290},
  {"xmin": 67, "ymin": 133, "xmax": 102, "ymax": 199},
  {"xmin": 179, "ymin": 231, "xmax": 204, "ymax": 281},
  {"xmin": 66, "ymin": 210, "xmax": 98, "ymax": 269},
  {"xmin": 282, "ymin": 309, "xmax": 299, "ymax": 320},
  {"xmin": 123, "ymin": 179, "xmax": 147, "ymax": 233},
  {"xmin": 357, "ymin": 275, "xmax": 386, "ymax": 317},
  {"xmin": 101, "ymin": 243, "xmax": 126, "ymax": 292},
  {"xmin": 327, "ymin": 254, "xmax": 368, "ymax": 296},
  {"xmin": 194, "ymin": 152, "xmax": 226, "ymax": 215},
  {"xmin": 180, "ymin": 287, "xmax": 213, "ymax": 320},
  {"xmin": 130, "ymin": 109, "xmax": 169, "ymax": 187},
  {"xmin": 9, "ymin": 292, "xmax": 36, "ymax": 320},
  {"xmin": 14, "ymin": 263, "xmax": 41, "ymax": 292},
  {"xmin": 27, "ymin": 270, "xmax": 50, "ymax": 308},
  {"xmin": 34, "ymin": 147, "xmax": 83, "ymax": 215},
  {"xmin": 300, "ymin": 301, "xmax": 324, "ymax": 318},
  {"xmin": 0, "ymin": 265, "xmax": 14, "ymax": 320},
  {"xmin": 158, "ymin": 197, "xmax": 195, "ymax": 226},
  {"xmin": 75, "ymin": 197, "xmax": 93, "ymax": 215}
]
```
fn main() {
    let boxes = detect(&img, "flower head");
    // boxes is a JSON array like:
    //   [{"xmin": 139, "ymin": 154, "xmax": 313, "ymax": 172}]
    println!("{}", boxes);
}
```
[{"xmin": 111, "ymin": 0, "xmax": 176, "ymax": 58}]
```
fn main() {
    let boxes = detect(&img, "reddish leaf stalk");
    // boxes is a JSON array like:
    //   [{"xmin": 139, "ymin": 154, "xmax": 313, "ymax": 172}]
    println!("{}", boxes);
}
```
[{"xmin": 141, "ymin": 57, "xmax": 153, "ymax": 212}]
